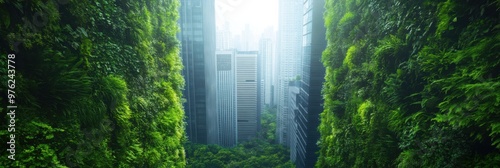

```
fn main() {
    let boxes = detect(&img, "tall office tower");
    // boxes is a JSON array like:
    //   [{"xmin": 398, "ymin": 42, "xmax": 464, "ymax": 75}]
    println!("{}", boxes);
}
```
[
  {"xmin": 178, "ymin": 0, "xmax": 216, "ymax": 144},
  {"xmin": 259, "ymin": 38, "xmax": 274, "ymax": 106},
  {"xmin": 260, "ymin": 27, "xmax": 278, "ymax": 107},
  {"xmin": 236, "ymin": 51, "xmax": 260, "ymax": 142},
  {"xmin": 276, "ymin": 0, "xmax": 303, "ymax": 146},
  {"xmin": 295, "ymin": 0, "xmax": 326, "ymax": 167},
  {"xmin": 215, "ymin": 51, "xmax": 237, "ymax": 147},
  {"xmin": 260, "ymin": 27, "xmax": 277, "ymax": 106}
]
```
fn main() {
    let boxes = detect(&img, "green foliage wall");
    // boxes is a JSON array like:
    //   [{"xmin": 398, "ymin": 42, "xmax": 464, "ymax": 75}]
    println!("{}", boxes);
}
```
[
  {"xmin": 0, "ymin": 0, "xmax": 186, "ymax": 167},
  {"xmin": 318, "ymin": 0, "xmax": 499, "ymax": 167}
]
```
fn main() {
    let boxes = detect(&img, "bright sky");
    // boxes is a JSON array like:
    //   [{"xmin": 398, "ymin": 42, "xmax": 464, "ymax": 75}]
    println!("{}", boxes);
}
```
[{"xmin": 215, "ymin": 0, "xmax": 278, "ymax": 35}]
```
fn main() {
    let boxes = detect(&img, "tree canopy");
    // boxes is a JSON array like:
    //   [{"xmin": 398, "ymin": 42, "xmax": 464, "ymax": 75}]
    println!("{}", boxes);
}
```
[{"xmin": 185, "ymin": 107, "xmax": 294, "ymax": 168}]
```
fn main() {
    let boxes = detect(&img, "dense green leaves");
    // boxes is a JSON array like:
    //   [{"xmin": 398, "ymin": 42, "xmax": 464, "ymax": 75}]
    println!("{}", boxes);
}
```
[
  {"xmin": 0, "ymin": 0, "xmax": 185, "ymax": 167},
  {"xmin": 185, "ymin": 107, "xmax": 293, "ymax": 167},
  {"xmin": 185, "ymin": 140, "xmax": 294, "ymax": 168},
  {"xmin": 259, "ymin": 107, "xmax": 278, "ymax": 143},
  {"xmin": 319, "ymin": 0, "xmax": 499, "ymax": 167}
]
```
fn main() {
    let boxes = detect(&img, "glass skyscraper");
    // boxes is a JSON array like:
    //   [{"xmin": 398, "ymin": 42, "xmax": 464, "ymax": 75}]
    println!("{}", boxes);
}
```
[
  {"xmin": 178, "ymin": 0, "xmax": 216, "ymax": 144},
  {"xmin": 295, "ymin": 0, "xmax": 326, "ymax": 167}
]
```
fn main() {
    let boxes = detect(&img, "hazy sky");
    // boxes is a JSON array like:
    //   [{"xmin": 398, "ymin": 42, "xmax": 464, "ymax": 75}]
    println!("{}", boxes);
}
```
[{"xmin": 215, "ymin": 0, "xmax": 278, "ymax": 35}]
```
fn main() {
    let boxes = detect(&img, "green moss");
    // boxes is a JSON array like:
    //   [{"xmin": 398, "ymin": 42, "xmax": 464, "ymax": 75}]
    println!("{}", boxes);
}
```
[
  {"xmin": 339, "ymin": 11, "xmax": 355, "ymax": 26},
  {"xmin": 374, "ymin": 35, "xmax": 403, "ymax": 58},
  {"xmin": 357, "ymin": 100, "xmax": 373, "ymax": 124},
  {"xmin": 436, "ymin": 0, "xmax": 456, "ymax": 36},
  {"xmin": 100, "ymin": 75, "xmax": 128, "ymax": 103},
  {"xmin": 343, "ymin": 45, "xmax": 358, "ymax": 69},
  {"xmin": 374, "ymin": 35, "xmax": 405, "ymax": 71},
  {"xmin": 79, "ymin": 38, "xmax": 92, "ymax": 68},
  {"xmin": 396, "ymin": 150, "xmax": 420, "ymax": 168}
]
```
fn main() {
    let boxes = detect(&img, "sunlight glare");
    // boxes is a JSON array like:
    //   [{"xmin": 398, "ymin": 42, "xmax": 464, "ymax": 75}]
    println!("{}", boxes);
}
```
[{"xmin": 216, "ymin": 0, "xmax": 278, "ymax": 35}]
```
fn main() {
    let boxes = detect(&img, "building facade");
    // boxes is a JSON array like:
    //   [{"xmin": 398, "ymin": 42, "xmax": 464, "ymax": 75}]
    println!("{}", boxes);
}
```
[
  {"xmin": 288, "ymin": 82, "xmax": 300, "ymax": 162},
  {"xmin": 235, "ymin": 51, "xmax": 260, "ymax": 142},
  {"xmin": 295, "ymin": 0, "xmax": 326, "ymax": 167},
  {"xmin": 178, "ymin": 0, "xmax": 216, "ymax": 144},
  {"xmin": 257, "ymin": 51, "xmax": 264, "ymax": 133},
  {"xmin": 276, "ymin": 0, "xmax": 303, "ymax": 146},
  {"xmin": 215, "ymin": 51, "xmax": 237, "ymax": 147},
  {"xmin": 259, "ymin": 38, "xmax": 274, "ymax": 106}
]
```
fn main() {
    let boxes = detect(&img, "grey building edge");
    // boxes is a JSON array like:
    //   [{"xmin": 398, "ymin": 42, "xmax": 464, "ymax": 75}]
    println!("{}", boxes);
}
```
[
  {"xmin": 178, "ymin": 0, "xmax": 216, "ymax": 144},
  {"xmin": 294, "ymin": 0, "xmax": 326, "ymax": 167}
]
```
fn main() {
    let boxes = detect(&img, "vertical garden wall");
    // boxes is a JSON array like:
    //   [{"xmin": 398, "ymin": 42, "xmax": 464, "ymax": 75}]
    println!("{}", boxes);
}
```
[
  {"xmin": 0, "ymin": 0, "xmax": 186, "ymax": 167},
  {"xmin": 318, "ymin": 0, "xmax": 499, "ymax": 167}
]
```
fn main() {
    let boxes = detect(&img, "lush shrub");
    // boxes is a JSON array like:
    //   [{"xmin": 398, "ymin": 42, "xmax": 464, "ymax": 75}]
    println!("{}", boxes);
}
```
[
  {"xmin": 318, "ymin": 0, "xmax": 500, "ymax": 167},
  {"xmin": 0, "ymin": 0, "xmax": 186, "ymax": 167}
]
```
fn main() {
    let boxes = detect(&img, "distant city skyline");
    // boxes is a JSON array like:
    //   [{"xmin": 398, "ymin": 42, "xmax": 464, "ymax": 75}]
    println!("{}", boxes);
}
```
[
  {"xmin": 181, "ymin": 0, "xmax": 324, "ymax": 167},
  {"xmin": 215, "ymin": 0, "xmax": 278, "ymax": 36}
]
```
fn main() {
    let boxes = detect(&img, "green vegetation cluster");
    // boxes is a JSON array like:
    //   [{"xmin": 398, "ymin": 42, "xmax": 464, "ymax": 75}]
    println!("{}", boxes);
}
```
[
  {"xmin": 318, "ymin": 0, "xmax": 499, "ymax": 167},
  {"xmin": 185, "ymin": 107, "xmax": 294, "ymax": 168},
  {"xmin": 0, "ymin": 0, "xmax": 186, "ymax": 167},
  {"xmin": 185, "ymin": 140, "xmax": 293, "ymax": 168},
  {"xmin": 259, "ymin": 106, "xmax": 277, "ymax": 143}
]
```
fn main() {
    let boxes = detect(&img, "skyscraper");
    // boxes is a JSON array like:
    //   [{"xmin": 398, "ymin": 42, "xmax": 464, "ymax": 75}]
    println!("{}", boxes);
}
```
[
  {"xmin": 276, "ymin": 0, "xmax": 303, "ymax": 146},
  {"xmin": 235, "ymin": 51, "xmax": 260, "ymax": 142},
  {"xmin": 295, "ymin": 0, "xmax": 326, "ymax": 167},
  {"xmin": 259, "ymin": 38, "xmax": 274, "ymax": 106},
  {"xmin": 215, "ymin": 51, "xmax": 237, "ymax": 147},
  {"xmin": 178, "ymin": 0, "xmax": 216, "ymax": 144},
  {"xmin": 260, "ymin": 27, "xmax": 277, "ymax": 107}
]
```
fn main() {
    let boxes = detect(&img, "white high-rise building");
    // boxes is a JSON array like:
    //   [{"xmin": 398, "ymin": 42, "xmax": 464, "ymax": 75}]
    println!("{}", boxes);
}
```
[
  {"xmin": 259, "ymin": 38, "xmax": 274, "ymax": 106},
  {"xmin": 276, "ymin": 0, "xmax": 303, "ymax": 146},
  {"xmin": 261, "ymin": 26, "xmax": 278, "ymax": 107},
  {"xmin": 215, "ymin": 51, "xmax": 237, "ymax": 147},
  {"xmin": 236, "ymin": 51, "xmax": 259, "ymax": 142}
]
